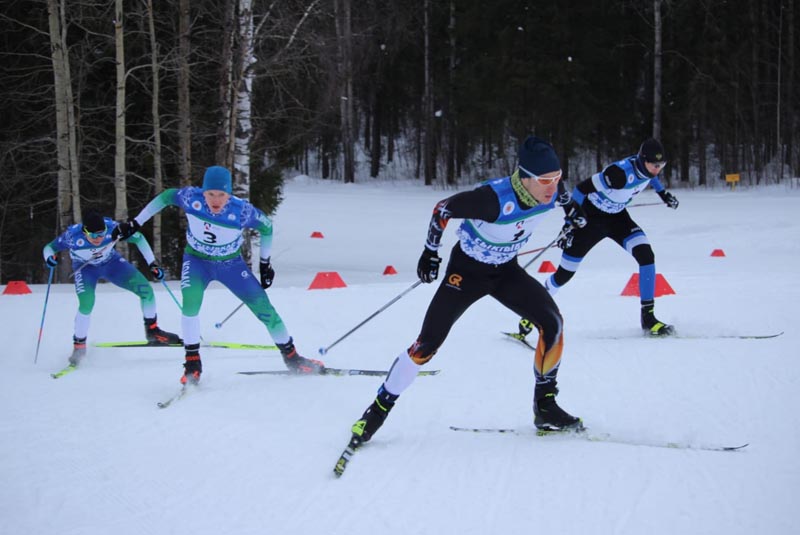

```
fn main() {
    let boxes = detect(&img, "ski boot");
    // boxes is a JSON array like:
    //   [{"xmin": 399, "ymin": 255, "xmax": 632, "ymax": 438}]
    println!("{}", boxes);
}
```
[
  {"xmin": 533, "ymin": 384, "xmax": 583, "ymax": 433},
  {"xmin": 277, "ymin": 338, "xmax": 325, "ymax": 374},
  {"xmin": 351, "ymin": 386, "xmax": 399, "ymax": 447},
  {"xmin": 145, "ymin": 316, "xmax": 182, "ymax": 346},
  {"xmin": 641, "ymin": 302, "xmax": 674, "ymax": 337},
  {"xmin": 180, "ymin": 344, "xmax": 202, "ymax": 385},
  {"xmin": 512, "ymin": 318, "xmax": 535, "ymax": 341},
  {"xmin": 69, "ymin": 336, "xmax": 87, "ymax": 366}
]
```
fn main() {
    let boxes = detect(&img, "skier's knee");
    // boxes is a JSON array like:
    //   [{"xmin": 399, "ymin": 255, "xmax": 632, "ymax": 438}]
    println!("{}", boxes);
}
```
[
  {"xmin": 632, "ymin": 244, "xmax": 655, "ymax": 266},
  {"xmin": 407, "ymin": 338, "xmax": 439, "ymax": 365}
]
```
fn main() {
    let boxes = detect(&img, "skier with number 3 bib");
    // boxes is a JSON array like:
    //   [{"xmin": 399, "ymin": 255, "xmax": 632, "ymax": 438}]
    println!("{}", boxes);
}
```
[{"xmin": 112, "ymin": 166, "xmax": 324, "ymax": 384}]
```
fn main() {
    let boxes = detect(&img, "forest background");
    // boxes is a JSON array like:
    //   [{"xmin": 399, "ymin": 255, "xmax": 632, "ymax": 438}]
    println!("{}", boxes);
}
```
[{"xmin": 1, "ymin": 0, "xmax": 797, "ymax": 284}]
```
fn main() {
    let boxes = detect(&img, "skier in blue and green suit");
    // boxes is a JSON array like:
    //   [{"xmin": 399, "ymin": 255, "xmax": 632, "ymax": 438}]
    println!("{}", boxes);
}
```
[
  {"xmin": 43, "ymin": 210, "xmax": 180, "ymax": 366},
  {"xmin": 113, "ymin": 166, "xmax": 324, "ymax": 384}
]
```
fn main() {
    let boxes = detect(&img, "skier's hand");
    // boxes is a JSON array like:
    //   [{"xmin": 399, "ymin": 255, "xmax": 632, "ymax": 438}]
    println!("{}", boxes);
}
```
[
  {"xmin": 45, "ymin": 255, "xmax": 59, "ymax": 268},
  {"xmin": 658, "ymin": 190, "xmax": 679, "ymax": 209},
  {"xmin": 259, "ymin": 258, "xmax": 275, "ymax": 289},
  {"xmin": 111, "ymin": 218, "xmax": 141, "ymax": 240},
  {"xmin": 149, "ymin": 262, "xmax": 165, "ymax": 281},
  {"xmin": 564, "ymin": 201, "xmax": 587, "ymax": 229},
  {"xmin": 556, "ymin": 223, "xmax": 575, "ymax": 250},
  {"xmin": 417, "ymin": 248, "xmax": 442, "ymax": 283}
]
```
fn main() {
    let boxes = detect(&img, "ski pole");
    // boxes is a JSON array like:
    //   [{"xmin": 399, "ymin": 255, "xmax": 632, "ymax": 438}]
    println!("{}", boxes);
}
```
[
  {"xmin": 70, "ymin": 237, "xmax": 120, "ymax": 278},
  {"xmin": 628, "ymin": 202, "xmax": 663, "ymax": 208},
  {"xmin": 318, "ymin": 280, "xmax": 423, "ymax": 355},
  {"xmin": 215, "ymin": 302, "xmax": 246, "ymax": 329},
  {"xmin": 34, "ymin": 268, "xmax": 54, "ymax": 364},
  {"xmin": 161, "ymin": 280, "xmax": 182, "ymax": 312},
  {"xmin": 521, "ymin": 225, "xmax": 572, "ymax": 270},
  {"xmin": 517, "ymin": 245, "xmax": 549, "ymax": 257}
]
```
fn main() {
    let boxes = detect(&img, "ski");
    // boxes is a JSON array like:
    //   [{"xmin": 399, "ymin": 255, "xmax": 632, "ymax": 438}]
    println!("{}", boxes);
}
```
[
  {"xmin": 95, "ymin": 340, "xmax": 277, "ymax": 350},
  {"xmin": 501, "ymin": 331, "xmax": 536, "ymax": 350},
  {"xmin": 504, "ymin": 331, "xmax": 784, "ymax": 346},
  {"xmin": 51, "ymin": 364, "xmax": 78, "ymax": 379},
  {"xmin": 449, "ymin": 426, "xmax": 748, "ymax": 452},
  {"xmin": 238, "ymin": 368, "xmax": 441, "ymax": 377},
  {"xmin": 333, "ymin": 436, "xmax": 362, "ymax": 478},
  {"xmin": 594, "ymin": 331, "xmax": 784, "ymax": 341}
]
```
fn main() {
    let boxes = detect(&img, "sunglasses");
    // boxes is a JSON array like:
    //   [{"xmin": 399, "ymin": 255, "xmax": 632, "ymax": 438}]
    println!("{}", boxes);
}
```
[
  {"xmin": 519, "ymin": 165, "xmax": 562, "ymax": 185},
  {"xmin": 83, "ymin": 227, "xmax": 106, "ymax": 239}
]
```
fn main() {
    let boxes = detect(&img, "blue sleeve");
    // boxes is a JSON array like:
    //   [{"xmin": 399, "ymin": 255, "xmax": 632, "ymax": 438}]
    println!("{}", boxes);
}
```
[{"xmin": 649, "ymin": 177, "xmax": 666, "ymax": 193}]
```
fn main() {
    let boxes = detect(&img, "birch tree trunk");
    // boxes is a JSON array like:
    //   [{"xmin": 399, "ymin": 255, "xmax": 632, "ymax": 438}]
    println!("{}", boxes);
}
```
[
  {"xmin": 178, "ymin": 0, "xmax": 192, "ymax": 186},
  {"xmin": 146, "ymin": 0, "xmax": 164, "ymax": 261},
  {"xmin": 60, "ymin": 0, "xmax": 80, "ymax": 225},
  {"xmin": 114, "ymin": 0, "xmax": 128, "ymax": 252},
  {"xmin": 215, "ymin": 0, "xmax": 237, "ymax": 168},
  {"xmin": 47, "ymin": 0, "xmax": 77, "ymax": 280},
  {"xmin": 233, "ymin": 0, "xmax": 254, "ymax": 201}
]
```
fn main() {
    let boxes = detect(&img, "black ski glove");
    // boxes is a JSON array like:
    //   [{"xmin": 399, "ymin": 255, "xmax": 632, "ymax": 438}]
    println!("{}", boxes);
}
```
[
  {"xmin": 111, "ymin": 218, "xmax": 141, "ymax": 240},
  {"xmin": 45, "ymin": 254, "xmax": 59, "ymax": 268},
  {"xmin": 564, "ymin": 200, "xmax": 588, "ymax": 229},
  {"xmin": 658, "ymin": 190, "xmax": 679, "ymax": 209},
  {"xmin": 556, "ymin": 223, "xmax": 575, "ymax": 250},
  {"xmin": 417, "ymin": 248, "xmax": 442, "ymax": 283},
  {"xmin": 149, "ymin": 262, "xmax": 165, "ymax": 281},
  {"xmin": 260, "ymin": 258, "xmax": 275, "ymax": 289}
]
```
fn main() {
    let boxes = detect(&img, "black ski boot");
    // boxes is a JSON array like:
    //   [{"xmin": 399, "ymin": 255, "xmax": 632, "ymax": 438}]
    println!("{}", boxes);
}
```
[
  {"xmin": 181, "ymin": 344, "xmax": 202, "ymax": 385},
  {"xmin": 533, "ymin": 384, "xmax": 583, "ymax": 433},
  {"xmin": 145, "ymin": 316, "xmax": 182, "ymax": 345},
  {"xmin": 641, "ymin": 301, "xmax": 674, "ymax": 336},
  {"xmin": 351, "ymin": 386, "xmax": 399, "ymax": 446},
  {"xmin": 514, "ymin": 317, "xmax": 535, "ymax": 341},
  {"xmin": 69, "ymin": 336, "xmax": 87, "ymax": 366},
  {"xmin": 277, "ymin": 337, "xmax": 325, "ymax": 374}
]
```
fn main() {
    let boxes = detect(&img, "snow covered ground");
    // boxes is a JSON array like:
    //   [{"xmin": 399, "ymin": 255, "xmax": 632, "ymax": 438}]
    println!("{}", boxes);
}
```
[{"xmin": 2, "ymin": 178, "xmax": 798, "ymax": 535}]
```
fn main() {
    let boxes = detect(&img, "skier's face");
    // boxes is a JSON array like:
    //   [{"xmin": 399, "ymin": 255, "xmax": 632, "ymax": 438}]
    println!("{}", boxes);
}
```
[
  {"xmin": 203, "ymin": 190, "xmax": 231, "ymax": 214},
  {"xmin": 645, "ymin": 161, "xmax": 667, "ymax": 175},
  {"xmin": 523, "ymin": 170, "xmax": 561, "ymax": 204},
  {"xmin": 83, "ymin": 226, "xmax": 107, "ymax": 246}
]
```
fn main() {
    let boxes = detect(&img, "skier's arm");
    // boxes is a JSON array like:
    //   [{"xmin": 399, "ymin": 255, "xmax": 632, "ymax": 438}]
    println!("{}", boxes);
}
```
[
  {"xmin": 423, "ymin": 186, "xmax": 500, "ymax": 252},
  {"xmin": 42, "ymin": 232, "xmax": 69, "ymax": 263},
  {"xmin": 133, "ymin": 188, "xmax": 181, "ymax": 226},
  {"xmin": 127, "ymin": 231, "xmax": 157, "ymax": 266},
  {"xmin": 242, "ymin": 204, "xmax": 273, "ymax": 261}
]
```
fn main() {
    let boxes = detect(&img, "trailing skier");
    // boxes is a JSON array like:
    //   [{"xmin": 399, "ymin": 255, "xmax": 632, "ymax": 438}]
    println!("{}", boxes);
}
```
[
  {"xmin": 42, "ymin": 210, "xmax": 180, "ymax": 367},
  {"xmin": 515, "ymin": 138, "xmax": 679, "ymax": 339}
]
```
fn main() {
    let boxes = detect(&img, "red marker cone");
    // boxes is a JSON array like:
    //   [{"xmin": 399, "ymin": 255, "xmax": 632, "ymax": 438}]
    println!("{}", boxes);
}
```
[
  {"xmin": 2, "ymin": 280, "xmax": 32, "ymax": 295},
  {"xmin": 710, "ymin": 249, "xmax": 726, "ymax": 257},
  {"xmin": 383, "ymin": 265, "xmax": 398, "ymax": 275},
  {"xmin": 310, "ymin": 231, "xmax": 324, "ymax": 238},
  {"xmin": 620, "ymin": 273, "xmax": 676, "ymax": 297},
  {"xmin": 538, "ymin": 261, "xmax": 556, "ymax": 273},
  {"xmin": 308, "ymin": 272, "xmax": 347, "ymax": 290}
]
